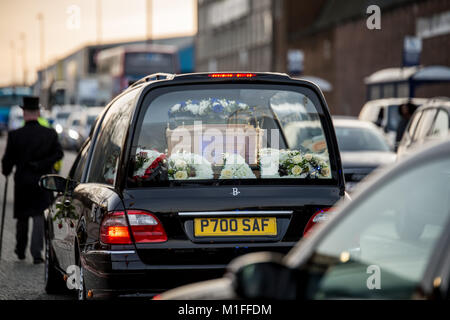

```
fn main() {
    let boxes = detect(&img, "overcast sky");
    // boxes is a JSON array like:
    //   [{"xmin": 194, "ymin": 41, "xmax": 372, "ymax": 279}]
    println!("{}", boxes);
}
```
[{"xmin": 0, "ymin": 0, "xmax": 197, "ymax": 86}]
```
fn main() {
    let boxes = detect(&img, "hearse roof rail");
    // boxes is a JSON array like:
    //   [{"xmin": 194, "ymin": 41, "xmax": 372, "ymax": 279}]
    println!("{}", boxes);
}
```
[{"xmin": 129, "ymin": 73, "xmax": 175, "ymax": 88}]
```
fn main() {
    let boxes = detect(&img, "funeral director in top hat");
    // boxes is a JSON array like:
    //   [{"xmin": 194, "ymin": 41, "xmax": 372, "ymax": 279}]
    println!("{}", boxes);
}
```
[{"xmin": 2, "ymin": 97, "xmax": 63, "ymax": 264}]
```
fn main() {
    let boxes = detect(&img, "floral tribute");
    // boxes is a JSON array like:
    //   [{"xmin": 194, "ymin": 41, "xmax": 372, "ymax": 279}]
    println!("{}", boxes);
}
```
[
  {"xmin": 132, "ymin": 149, "xmax": 331, "ymax": 181},
  {"xmin": 53, "ymin": 199, "xmax": 78, "ymax": 229},
  {"xmin": 219, "ymin": 153, "xmax": 256, "ymax": 179},
  {"xmin": 168, "ymin": 98, "xmax": 250, "ymax": 119},
  {"xmin": 167, "ymin": 152, "xmax": 214, "ymax": 180},
  {"xmin": 260, "ymin": 148, "xmax": 331, "ymax": 179},
  {"xmin": 133, "ymin": 148, "xmax": 167, "ymax": 180}
]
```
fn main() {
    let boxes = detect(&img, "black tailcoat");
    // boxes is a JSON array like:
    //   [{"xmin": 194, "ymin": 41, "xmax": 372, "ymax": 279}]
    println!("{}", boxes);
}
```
[{"xmin": 2, "ymin": 120, "xmax": 64, "ymax": 219}]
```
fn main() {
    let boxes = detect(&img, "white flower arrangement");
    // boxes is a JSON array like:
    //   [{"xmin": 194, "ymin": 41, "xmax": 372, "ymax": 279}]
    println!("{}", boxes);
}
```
[
  {"xmin": 219, "ymin": 153, "xmax": 256, "ymax": 179},
  {"xmin": 279, "ymin": 150, "xmax": 331, "ymax": 179},
  {"xmin": 260, "ymin": 148, "xmax": 331, "ymax": 179},
  {"xmin": 168, "ymin": 152, "xmax": 214, "ymax": 180},
  {"xmin": 168, "ymin": 98, "xmax": 250, "ymax": 118}
]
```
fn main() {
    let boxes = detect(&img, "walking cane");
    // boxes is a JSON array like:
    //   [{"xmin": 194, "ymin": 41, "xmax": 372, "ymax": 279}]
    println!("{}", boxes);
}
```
[{"xmin": 0, "ymin": 176, "xmax": 8, "ymax": 261}]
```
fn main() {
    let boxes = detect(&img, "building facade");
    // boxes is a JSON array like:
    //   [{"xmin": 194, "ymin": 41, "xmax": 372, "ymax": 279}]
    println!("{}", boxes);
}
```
[
  {"xmin": 35, "ymin": 36, "xmax": 194, "ymax": 107},
  {"xmin": 197, "ymin": 0, "xmax": 450, "ymax": 115},
  {"xmin": 196, "ymin": 0, "xmax": 275, "ymax": 72},
  {"xmin": 287, "ymin": 0, "xmax": 450, "ymax": 115}
]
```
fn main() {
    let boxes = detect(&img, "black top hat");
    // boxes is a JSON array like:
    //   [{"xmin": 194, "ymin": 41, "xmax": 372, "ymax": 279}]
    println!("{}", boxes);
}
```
[{"xmin": 21, "ymin": 96, "xmax": 40, "ymax": 110}]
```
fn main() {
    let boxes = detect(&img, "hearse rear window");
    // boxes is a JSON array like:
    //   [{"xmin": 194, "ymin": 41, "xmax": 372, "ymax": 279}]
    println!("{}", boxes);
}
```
[{"xmin": 129, "ymin": 85, "xmax": 333, "ymax": 186}]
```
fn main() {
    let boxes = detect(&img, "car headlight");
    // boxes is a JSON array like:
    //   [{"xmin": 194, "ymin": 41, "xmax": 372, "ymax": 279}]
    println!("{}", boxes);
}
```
[
  {"xmin": 68, "ymin": 129, "xmax": 80, "ymax": 140},
  {"xmin": 55, "ymin": 124, "xmax": 63, "ymax": 134}
]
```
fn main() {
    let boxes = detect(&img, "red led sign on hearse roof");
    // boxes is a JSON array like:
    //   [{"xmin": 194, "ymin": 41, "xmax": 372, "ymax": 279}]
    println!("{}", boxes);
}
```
[{"xmin": 208, "ymin": 73, "xmax": 257, "ymax": 78}]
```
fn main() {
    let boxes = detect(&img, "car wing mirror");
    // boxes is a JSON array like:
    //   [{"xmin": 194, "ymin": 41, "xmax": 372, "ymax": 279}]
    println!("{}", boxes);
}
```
[
  {"xmin": 39, "ymin": 174, "xmax": 78, "ymax": 194},
  {"xmin": 227, "ymin": 252, "xmax": 300, "ymax": 300}
]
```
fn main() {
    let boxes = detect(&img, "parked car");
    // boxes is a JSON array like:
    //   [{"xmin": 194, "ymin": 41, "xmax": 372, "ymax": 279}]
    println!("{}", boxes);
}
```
[
  {"xmin": 333, "ymin": 117, "xmax": 396, "ymax": 192},
  {"xmin": 61, "ymin": 107, "xmax": 103, "ymax": 151},
  {"xmin": 80, "ymin": 107, "xmax": 104, "ymax": 138},
  {"xmin": 52, "ymin": 105, "xmax": 85, "ymax": 141},
  {"xmin": 39, "ymin": 72, "xmax": 345, "ymax": 299},
  {"xmin": 52, "ymin": 106, "xmax": 73, "ymax": 145},
  {"xmin": 60, "ymin": 110, "xmax": 84, "ymax": 151},
  {"xmin": 397, "ymin": 97, "xmax": 450, "ymax": 160},
  {"xmin": 358, "ymin": 98, "xmax": 426, "ymax": 149},
  {"xmin": 158, "ymin": 139, "xmax": 450, "ymax": 300},
  {"xmin": 7, "ymin": 105, "xmax": 23, "ymax": 131}
]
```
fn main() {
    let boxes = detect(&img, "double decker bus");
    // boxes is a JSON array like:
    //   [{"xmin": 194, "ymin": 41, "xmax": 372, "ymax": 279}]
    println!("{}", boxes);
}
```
[{"xmin": 96, "ymin": 44, "xmax": 180, "ymax": 100}]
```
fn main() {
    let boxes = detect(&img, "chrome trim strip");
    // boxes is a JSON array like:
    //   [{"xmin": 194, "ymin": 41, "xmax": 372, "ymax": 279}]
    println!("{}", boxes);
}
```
[
  {"xmin": 86, "ymin": 250, "xmax": 136, "ymax": 255},
  {"xmin": 178, "ymin": 210, "xmax": 293, "ymax": 216}
]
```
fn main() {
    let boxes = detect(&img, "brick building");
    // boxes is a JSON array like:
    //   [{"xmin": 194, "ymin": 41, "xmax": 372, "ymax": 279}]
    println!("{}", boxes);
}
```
[
  {"xmin": 284, "ymin": 0, "xmax": 450, "ymax": 115},
  {"xmin": 197, "ymin": 0, "xmax": 450, "ymax": 115}
]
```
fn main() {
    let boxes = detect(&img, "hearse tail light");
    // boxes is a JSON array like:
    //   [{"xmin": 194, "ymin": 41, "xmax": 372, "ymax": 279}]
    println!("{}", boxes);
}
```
[
  {"xmin": 127, "ymin": 210, "xmax": 168, "ymax": 243},
  {"xmin": 303, "ymin": 208, "xmax": 334, "ymax": 237},
  {"xmin": 100, "ymin": 210, "xmax": 167, "ymax": 244},
  {"xmin": 208, "ymin": 73, "xmax": 256, "ymax": 78},
  {"xmin": 100, "ymin": 212, "xmax": 132, "ymax": 244}
]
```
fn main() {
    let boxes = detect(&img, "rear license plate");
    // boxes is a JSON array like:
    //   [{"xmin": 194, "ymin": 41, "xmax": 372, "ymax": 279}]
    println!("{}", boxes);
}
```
[{"xmin": 194, "ymin": 217, "xmax": 277, "ymax": 237}]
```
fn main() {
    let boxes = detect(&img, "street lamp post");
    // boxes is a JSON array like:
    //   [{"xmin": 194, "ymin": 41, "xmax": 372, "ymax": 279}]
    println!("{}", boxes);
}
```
[
  {"xmin": 37, "ymin": 13, "xmax": 45, "ymax": 68},
  {"xmin": 146, "ymin": 0, "xmax": 153, "ymax": 44},
  {"xmin": 10, "ymin": 41, "xmax": 16, "ymax": 86},
  {"xmin": 97, "ymin": 0, "xmax": 102, "ymax": 44},
  {"xmin": 20, "ymin": 32, "xmax": 27, "ymax": 86}
]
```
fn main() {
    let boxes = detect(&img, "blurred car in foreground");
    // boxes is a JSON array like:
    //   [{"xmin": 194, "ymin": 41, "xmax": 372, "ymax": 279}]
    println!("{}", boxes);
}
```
[
  {"xmin": 158, "ymin": 140, "xmax": 450, "ymax": 300},
  {"xmin": 333, "ymin": 117, "xmax": 396, "ymax": 192},
  {"xmin": 39, "ymin": 72, "xmax": 345, "ymax": 299},
  {"xmin": 397, "ymin": 97, "xmax": 450, "ymax": 160},
  {"xmin": 358, "ymin": 98, "xmax": 426, "ymax": 149}
]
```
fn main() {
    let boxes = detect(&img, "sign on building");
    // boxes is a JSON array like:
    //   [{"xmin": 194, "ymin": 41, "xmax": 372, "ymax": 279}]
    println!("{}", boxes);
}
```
[
  {"xmin": 287, "ymin": 50, "xmax": 304, "ymax": 76},
  {"xmin": 403, "ymin": 36, "xmax": 422, "ymax": 67}
]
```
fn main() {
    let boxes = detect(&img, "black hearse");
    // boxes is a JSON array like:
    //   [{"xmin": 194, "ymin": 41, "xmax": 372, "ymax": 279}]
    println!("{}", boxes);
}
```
[{"xmin": 40, "ymin": 72, "xmax": 345, "ymax": 299}]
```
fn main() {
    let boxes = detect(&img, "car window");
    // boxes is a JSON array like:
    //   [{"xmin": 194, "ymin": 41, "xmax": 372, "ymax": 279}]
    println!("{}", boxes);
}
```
[
  {"xmin": 429, "ymin": 109, "xmax": 449, "ymax": 139},
  {"xmin": 87, "ymin": 90, "xmax": 137, "ymax": 185},
  {"xmin": 335, "ymin": 126, "xmax": 390, "ymax": 152},
  {"xmin": 369, "ymin": 86, "xmax": 381, "ymax": 100},
  {"xmin": 386, "ymin": 105, "xmax": 401, "ymax": 131},
  {"xmin": 69, "ymin": 142, "xmax": 90, "ymax": 182},
  {"xmin": 383, "ymin": 84, "xmax": 394, "ymax": 99},
  {"xmin": 412, "ymin": 109, "xmax": 437, "ymax": 142},
  {"xmin": 299, "ymin": 157, "xmax": 450, "ymax": 299},
  {"xmin": 129, "ymin": 84, "xmax": 335, "ymax": 187},
  {"xmin": 57, "ymin": 112, "xmax": 70, "ymax": 121}
]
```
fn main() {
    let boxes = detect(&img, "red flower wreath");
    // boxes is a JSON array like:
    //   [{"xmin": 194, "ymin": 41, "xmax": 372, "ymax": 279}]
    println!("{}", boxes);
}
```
[{"xmin": 134, "ymin": 153, "xmax": 167, "ymax": 181}]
